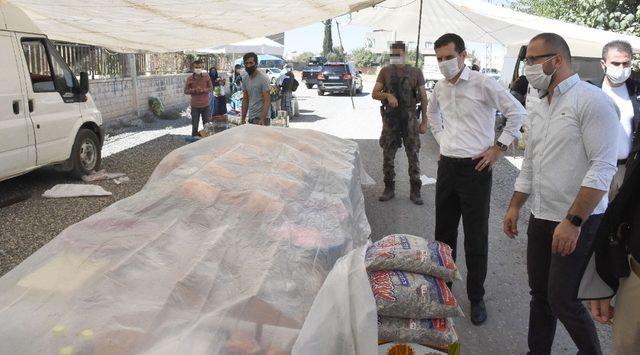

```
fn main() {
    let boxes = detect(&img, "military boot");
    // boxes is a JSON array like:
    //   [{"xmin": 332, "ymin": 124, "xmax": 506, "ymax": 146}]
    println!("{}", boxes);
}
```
[
  {"xmin": 379, "ymin": 180, "xmax": 395, "ymax": 202},
  {"xmin": 410, "ymin": 180, "xmax": 423, "ymax": 205}
]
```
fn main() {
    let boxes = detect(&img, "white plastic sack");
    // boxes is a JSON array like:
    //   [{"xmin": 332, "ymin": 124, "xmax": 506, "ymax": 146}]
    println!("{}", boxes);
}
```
[
  {"xmin": 292, "ymin": 244, "xmax": 378, "ymax": 355},
  {"xmin": 42, "ymin": 184, "xmax": 112, "ymax": 198},
  {"xmin": 0, "ymin": 125, "xmax": 371, "ymax": 354}
]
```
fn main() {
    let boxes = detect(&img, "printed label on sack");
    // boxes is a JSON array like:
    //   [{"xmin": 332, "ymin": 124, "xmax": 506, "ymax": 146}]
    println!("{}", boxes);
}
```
[
  {"xmin": 424, "ymin": 275, "xmax": 457, "ymax": 306},
  {"xmin": 419, "ymin": 318, "xmax": 448, "ymax": 332},
  {"xmin": 370, "ymin": 272, "xmax": 397, "ymax": 302},
  {"xmin": 399, "ymin": 235, "xmax": 411, "ymax": 249},
  {"xmin": 428, "ymin": 241, "xmax": 455, "ymax": 270},
  {"xmin": 395, "ymin": 271, "xmax": 410, "ymax": 287}
]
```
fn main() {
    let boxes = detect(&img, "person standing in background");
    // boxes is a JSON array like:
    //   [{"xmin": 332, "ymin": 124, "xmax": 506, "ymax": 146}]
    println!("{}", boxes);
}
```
[
  {"xmin": 184, "ymin": 60, "xmax": 213, "ymax": 137},
  {"xmin": 241, "ymin": 52, "xmax": 271, "ymax": 126}
]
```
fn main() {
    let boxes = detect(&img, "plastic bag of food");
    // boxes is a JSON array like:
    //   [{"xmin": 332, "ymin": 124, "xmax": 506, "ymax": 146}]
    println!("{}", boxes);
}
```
[
  {"xmin": 378, "ymin": 316, "xmax": 458, "ymax": 350},
  {"xmin": 366, "ymin": 235, "xmax": 461, "ymax": 281},
  {"xmin": 369, "ymin": 271, "xmax": 463, "ymax": 319},
  {"xmin": 148, "ymin": 96, "xmax": 165, "ymax": 116}
]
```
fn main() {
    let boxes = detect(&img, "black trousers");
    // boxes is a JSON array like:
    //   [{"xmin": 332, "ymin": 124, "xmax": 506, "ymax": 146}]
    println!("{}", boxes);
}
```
[
  {"xmin": 435, "ymin": 156, "xmax": 491, "ymax": 302},
  {"xmin": 191, "ymin": 106, "xmax": 210, "ymax": 136},
  {"xmin": 526, "ymin": 214, "xmax": 603, "ymax": 355}
]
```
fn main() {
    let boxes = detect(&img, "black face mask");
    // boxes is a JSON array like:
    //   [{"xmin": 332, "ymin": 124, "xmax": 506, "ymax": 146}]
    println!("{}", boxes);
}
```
[{"xmin": 245, "ymin": 65, "xmax": 257, "ymax": 75}]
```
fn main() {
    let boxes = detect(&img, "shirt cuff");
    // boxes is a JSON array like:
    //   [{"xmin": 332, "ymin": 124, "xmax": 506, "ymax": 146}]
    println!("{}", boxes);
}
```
[
  {"xmin": 581, "ymin": 164, "xmax": 617, "ymax": 192},
  {"xmin": 514, "ymin": 177, "xmax": 532, "ymax": 195},
  {"xmin": 497, "ymin": 133, "xmax": 515, "ymax": 147}
]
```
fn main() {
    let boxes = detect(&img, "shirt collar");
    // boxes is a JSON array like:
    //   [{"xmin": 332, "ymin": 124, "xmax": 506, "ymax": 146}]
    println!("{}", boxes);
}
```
[
  {"xmin": 446, "ymin": 65, "xmax": 470, "ymax": 86},
  {"xmin": 554, "ymin": 74, "xmax": 580, "ymax": 95}
]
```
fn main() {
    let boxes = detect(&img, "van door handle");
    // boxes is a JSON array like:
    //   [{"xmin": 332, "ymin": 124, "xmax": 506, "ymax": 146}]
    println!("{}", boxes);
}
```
[
  {"xmin": 28, "ymin": 99, "xmax": 34, "ymax": 112},
  {"xmin": 12, "ymin": 100, "xmax": 20, "ymax": 114}
]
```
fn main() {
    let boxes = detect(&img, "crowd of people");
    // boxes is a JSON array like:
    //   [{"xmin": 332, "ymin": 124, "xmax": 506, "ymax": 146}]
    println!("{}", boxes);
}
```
[
  {"xmin": 184, "ymin": 53, "xmax": 298, "ymax": 136},
  {"xmin": 373, "ymin": 34, "xmax": 638, "ymax": 354}
]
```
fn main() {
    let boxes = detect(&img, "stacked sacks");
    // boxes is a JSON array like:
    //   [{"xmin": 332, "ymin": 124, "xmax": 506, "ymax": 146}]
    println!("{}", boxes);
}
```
[{"xmin": 366, "ymin": 234, "xmax": 463, "ymax": 350}]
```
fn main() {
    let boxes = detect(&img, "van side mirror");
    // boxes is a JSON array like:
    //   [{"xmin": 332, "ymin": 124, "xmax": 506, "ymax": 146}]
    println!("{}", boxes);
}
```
[{"xmin": 79, "ymin": 72, "xmax": 89, "ymax": 95}]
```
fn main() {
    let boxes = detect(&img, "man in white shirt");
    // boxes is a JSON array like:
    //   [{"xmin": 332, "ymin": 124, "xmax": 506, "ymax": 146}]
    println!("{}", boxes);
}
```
[
  {"xmin": 503, "ymin": 33, "xmax": 619, "ymax": 354},
  {"xmin": 596, "ymin": 40, "xmax": 639, "ymax": 200},
  {"xmin": 427, "ymin": 33, "xmax": 526, "ymax": 325}
]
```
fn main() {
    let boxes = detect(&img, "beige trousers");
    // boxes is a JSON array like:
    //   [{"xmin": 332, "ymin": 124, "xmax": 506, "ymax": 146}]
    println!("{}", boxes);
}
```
[{"xmin": 614, "ymin": 257, "xmax": 640, "ymax": 354}]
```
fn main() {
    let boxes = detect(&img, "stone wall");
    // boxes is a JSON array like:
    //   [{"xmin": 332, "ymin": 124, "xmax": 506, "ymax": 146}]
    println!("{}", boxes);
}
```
[{"xmin": 90, "ymin": 74, "xmax": 190, "ymax": 126}]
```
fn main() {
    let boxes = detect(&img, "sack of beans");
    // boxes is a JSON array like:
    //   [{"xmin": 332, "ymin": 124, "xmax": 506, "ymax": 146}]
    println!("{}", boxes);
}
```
[
  {"xmin": 365, "ymin": 234, "xmax": 461, "ymax": 281},
  {"xmin": 369, "ymin": 270, "xmax": 463, "ymax": 319},
  {"xmin": 378, "ymin": 315, "xmax": 458, "ymax": 350}
]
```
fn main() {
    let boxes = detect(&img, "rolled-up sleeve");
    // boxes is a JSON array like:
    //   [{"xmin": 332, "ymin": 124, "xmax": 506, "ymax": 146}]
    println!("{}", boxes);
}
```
[
  {"xmin": 484, "ymin": 77, "xmax": 527, "ymax": 146},
  {"xmin": 514, "ymin": 125, "xmax": 534, "ymax": 194},
  {"xmin": 579, "ymin": 92, "xmax": 619, "ymax": 191},
  {"xmin": 427, "ymin": 86, "xmax": 444, "ymax": 145}
]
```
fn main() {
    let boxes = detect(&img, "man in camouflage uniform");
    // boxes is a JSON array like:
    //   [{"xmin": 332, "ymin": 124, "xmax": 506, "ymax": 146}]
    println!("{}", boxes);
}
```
[{"xmin": 372, "ymin": 41, "xmax": 430, "ymax": 205}]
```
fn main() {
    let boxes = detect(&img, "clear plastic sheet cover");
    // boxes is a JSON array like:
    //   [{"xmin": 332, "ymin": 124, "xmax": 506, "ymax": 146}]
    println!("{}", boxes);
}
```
[{"xmin": 0, "ymin": 125, "xmax": 371, "ymax": 354}]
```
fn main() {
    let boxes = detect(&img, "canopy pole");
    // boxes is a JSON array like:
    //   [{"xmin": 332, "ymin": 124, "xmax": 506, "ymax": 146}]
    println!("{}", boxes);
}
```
[
  {"xmin": 415, "ymin": 0, "xmax": 424, "ymax": 68},
  {"xmin": 336, "ymin": 20, "xmax": 355, "ymax": 110}
]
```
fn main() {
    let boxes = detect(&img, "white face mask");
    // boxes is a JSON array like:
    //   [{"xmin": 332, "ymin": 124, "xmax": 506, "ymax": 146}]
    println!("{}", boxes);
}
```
[
  {"xmin": 438, "ymin": 57, "xmax": 461, "ymax": 80},
  {"xmin": 194, "ymin": 68, "xmax": 205, "ymax": 75},
  {"xmin": 524, "ymin": 56, "xmax": 557, "ymax": 90},
  {"xmin": 390, "ymin": 56, "xmax": 405, "ymax": 65},
  {"xmin": 606, "ymin": 65, "xmax": 631, "ymax": 85}
]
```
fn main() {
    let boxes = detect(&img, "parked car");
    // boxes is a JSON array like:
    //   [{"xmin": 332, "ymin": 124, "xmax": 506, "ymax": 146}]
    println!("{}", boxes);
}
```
[
  {"xmin": 316, "ymin": 62, "xmax": 363, "ymax": 96},
  {"xmin": 0, "ymin": 2, "xmax": 104, "ymax": 182},
  {"xmin": 261, "ymin": 67, "xmax": 282, "ymax": 84},
  {"xmin": 301, "ymin": 64, "xmax": 322, "ymax": 89}
]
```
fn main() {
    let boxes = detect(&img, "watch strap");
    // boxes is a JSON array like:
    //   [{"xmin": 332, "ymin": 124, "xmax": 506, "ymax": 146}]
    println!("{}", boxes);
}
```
[{"xmin": 565, "ymin": 213, "xmax": 584, "ymax": 227}]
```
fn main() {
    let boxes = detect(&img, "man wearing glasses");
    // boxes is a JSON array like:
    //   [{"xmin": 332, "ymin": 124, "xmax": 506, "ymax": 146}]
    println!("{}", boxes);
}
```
[{"xmin": 503, "ymin": 33, "xmax": 619, "ymax": 354}]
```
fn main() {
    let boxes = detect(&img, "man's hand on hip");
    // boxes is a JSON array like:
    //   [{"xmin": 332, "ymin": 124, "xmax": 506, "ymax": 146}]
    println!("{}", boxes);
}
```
[
  {"xmin": 552, "ymin": 219, "xmax": 580, "ymax": 256},
  {"xmin": 472, "ymin": 146, "xmax": 503, "ymax": 171}
]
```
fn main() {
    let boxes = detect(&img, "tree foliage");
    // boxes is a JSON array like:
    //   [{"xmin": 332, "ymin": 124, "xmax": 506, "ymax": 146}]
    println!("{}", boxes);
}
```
[
  {"xmin": 326, "ymin": 46, "xmax": 346, "ymax": 62},
  {"xmin": 406, "ymin": 50, "xmax": 425, "ymax": 68},
  {"xmin": 322, "ymin": 19, "xmax": 334, "ymax": 56},
  {"xmin": 351, "ymin": 47, "xmax": 384, "ymax": 66},
  {"xmin": 293, "ymin": 51, "xmax": 315, "ymax": 64},
  {"xmin": 514, "ymin": 0, "xmax": 640, "ymax": 36}
]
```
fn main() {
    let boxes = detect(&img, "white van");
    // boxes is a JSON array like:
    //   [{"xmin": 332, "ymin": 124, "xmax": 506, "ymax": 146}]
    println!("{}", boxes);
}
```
[
  {"xmin": 0, "ymin": 2, "xmax": 103, "ymax": 182},
  {"xmin": 500, "ymin": 44, "xmax": 604, "ymax": 108}
]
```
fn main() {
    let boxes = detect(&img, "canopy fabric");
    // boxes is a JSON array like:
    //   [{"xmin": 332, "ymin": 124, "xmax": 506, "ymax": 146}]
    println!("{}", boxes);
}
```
[
  {"xmin": 349, "ymin": 0, "xmax": 640, "ymax": 57},
  {"xmin": 198, "ymin": 37, "xmax": 285, "ymax": 56},
  {"xmin": 7, "ymin": 0, "xmax": 384, "ymax": 53}
]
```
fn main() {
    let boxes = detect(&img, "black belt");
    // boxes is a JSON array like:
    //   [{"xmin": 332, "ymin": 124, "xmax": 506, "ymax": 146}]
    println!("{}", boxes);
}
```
[
  {"xmin": 618, "ymin": 159, "xmax": 627, "ymax": 166},
  {"xmin": 440, "ymin": 155, "xmax": 480, "ymax": 164}
]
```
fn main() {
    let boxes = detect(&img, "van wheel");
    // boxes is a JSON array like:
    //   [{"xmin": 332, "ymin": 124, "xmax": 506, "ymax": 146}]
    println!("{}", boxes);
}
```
[
  {"xmin": 70, "ymin": 129, "xmax": 101, "ymax": 179},
  {"xmin": 306, "ymin": 83, "xmax": 313, "ymax": 89},
  {"xmin": 317, "ymin": 89, "xmax": 324, "ymax": 96}
]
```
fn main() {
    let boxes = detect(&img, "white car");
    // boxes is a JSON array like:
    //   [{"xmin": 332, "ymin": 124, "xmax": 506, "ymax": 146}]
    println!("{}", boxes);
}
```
[
  {"xmin": 261, "ymin": 67, "xmax": 283, "ymax": 84},
  {"xmin": 0, "ymin": 2, "xmax": 103, "ymax": 182}
]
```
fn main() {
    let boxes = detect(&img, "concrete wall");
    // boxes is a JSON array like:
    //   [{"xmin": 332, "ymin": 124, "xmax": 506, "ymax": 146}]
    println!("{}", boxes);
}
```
[{"xmin": 90, "ymin": 74, "xmax": 190, "ymax": 126}]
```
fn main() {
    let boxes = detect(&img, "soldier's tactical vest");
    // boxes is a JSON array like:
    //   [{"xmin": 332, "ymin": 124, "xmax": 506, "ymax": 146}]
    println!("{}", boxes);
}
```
[{"xmin": 382, "ymin": 65, "xmax": 420, "ymax": 137}]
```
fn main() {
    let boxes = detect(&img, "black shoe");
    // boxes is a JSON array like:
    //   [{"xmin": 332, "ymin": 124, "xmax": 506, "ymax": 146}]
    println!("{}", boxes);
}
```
[
  {"xmin": 409, "ymin": 180, "xmax": 423, "ymax": 205},
  {"xmin": 379, "ymin": 181, "xmax": 395, "ymax": 202},
  {"xmin": 470, "ymin": 300, "xmax": 487, "ymax": 325}
]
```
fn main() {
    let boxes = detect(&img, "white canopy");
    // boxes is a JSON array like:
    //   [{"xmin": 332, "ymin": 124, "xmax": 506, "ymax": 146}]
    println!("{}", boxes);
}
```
[
  {"xmin": 198, "ymin": 37, "xmax": 285, "ymax": 56},
  {"xmin": 7, "ymin": 0, "xmax": 384, "ymax": 53},
  {"xmin": 350, "ymin": 0, "xmax": 640, "ymax": 57}
]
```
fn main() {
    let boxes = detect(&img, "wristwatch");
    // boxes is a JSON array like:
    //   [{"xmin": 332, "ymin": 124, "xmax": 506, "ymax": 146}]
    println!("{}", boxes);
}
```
[
  {"xmin": 495, "ymin": 141, "xmax": 508, "ymax": 151},
  {"xmin": 565, "ymin": 213, "xmax": 584, "ymax": 227}
]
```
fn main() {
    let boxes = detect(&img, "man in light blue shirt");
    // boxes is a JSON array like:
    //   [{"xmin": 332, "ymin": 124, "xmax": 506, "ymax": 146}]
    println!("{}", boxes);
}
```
[{"xmin": 503, "ymin": 33, "xmax": 619, "ymax": 355}]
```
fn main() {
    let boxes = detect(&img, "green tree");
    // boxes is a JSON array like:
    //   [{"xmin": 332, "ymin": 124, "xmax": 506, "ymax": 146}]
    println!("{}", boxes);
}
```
[
  {"xmin": 514, "ymin": 1, "xmax": 640, "ymax": 66},
  {"xmin": 293, "ymin": 51, "xmax": 315, "ymax": 64},
  {"xmin": 351, "ymin": 47, "xmax": 381, "ymax": 67},
  {"xmin": 322, "ymin": 19, "xmax": 334, "ymax": 56},
  {"xmin": 514, "ymin": 0, "xmax": 639, "ymax": 36},
  {"xmin": 327, "ymin": 46, "xmax": 346, "ymax": 62},
  {"xmin": 406, "ymin": 49, "xmax": 424, "ymax": 68}
]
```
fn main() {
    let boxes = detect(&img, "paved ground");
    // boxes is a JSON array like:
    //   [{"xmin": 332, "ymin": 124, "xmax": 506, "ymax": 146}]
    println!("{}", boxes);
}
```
[{"xmin": 0, "ymin": 79, "xmax": 612, "ymax": 354}]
